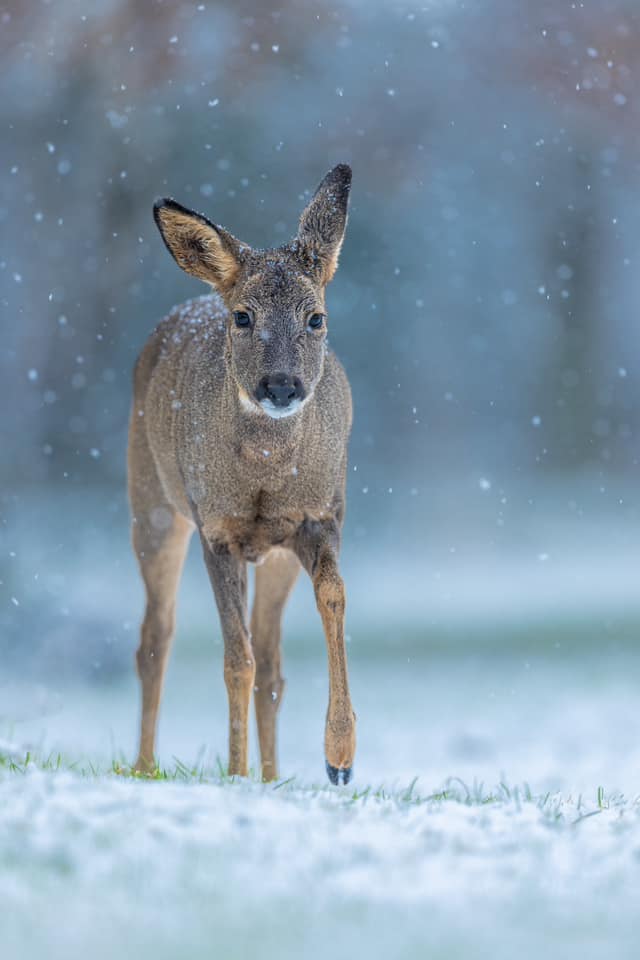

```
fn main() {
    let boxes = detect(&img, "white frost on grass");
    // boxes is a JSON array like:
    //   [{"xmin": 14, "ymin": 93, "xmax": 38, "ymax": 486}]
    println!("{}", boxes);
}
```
[
  {"xmin": 1, "ymin": 765, "xmax": 640, "ymax": 960},
  {"xmin": 3, "ymin": 654, "xmax": 640, "ymax": 958}
]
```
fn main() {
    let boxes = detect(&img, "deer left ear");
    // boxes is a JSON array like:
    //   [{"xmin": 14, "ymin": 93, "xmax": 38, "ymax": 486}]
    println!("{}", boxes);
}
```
[
  {"xmin": 297, "ymin": 164, "xmax": 351, "ymax": 284},
  {"xmin": 153, "ymin": 198, "xmax": 246, "ymax": 295}
]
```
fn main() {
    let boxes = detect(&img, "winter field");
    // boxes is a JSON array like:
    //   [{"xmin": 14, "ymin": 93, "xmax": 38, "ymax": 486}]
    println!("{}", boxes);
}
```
[
  {"xmin": 2, "ymin": 645, "xmax": 640, "ymax": 960},
  {"xmin": 3, "ymin": 484, "xmax": 640, "ymax": 958},
  {"xmin": 4, "ymin": 0, "xmax": 640, "ymax": 956}
]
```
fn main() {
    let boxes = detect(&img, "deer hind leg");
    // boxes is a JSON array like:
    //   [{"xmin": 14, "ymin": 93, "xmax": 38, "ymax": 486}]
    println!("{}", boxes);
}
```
[
  {"xmin": 201, "ymin": 537, "xmax": 253, "ymax": 777},
  {"xmin": 251, "ymin": 549, "xmax": 300, "ymax": 781},
  {"xmin": 129, "ymin": 425, "xmax": 193, "ymax": 773}
]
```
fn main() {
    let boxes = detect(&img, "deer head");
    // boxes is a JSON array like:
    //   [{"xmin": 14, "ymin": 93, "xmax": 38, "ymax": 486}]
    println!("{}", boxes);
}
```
[{"xmin": 153, "ymin": 164, "xmax": 351, "ymax": 419}]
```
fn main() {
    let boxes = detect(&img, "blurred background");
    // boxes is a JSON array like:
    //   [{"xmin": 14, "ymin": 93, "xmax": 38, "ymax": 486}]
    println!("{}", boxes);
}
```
[{"xmin": 1, "ymin": 0, "xmax": 639, "ymax": 775}]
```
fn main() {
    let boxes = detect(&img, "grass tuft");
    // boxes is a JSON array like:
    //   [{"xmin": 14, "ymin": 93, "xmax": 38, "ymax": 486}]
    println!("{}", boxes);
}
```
[{"xmin": 0, "ymin": 748, "xmax": 636, "ymax": 822}]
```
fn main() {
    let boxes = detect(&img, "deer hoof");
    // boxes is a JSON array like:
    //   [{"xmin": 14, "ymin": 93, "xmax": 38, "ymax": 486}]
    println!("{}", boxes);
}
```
[{"xmin": 326, "ymin": 761, "xmax": 352, "ymax": 785}]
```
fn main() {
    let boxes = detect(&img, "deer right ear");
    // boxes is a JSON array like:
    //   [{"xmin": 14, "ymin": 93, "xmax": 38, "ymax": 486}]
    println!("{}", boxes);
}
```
[
  {"xmin": 153, "ymin": 198, "xmax": 245, "ymax": 294},
  {"xmin": 297, "ymin": 164, "xmax": 351, "ymax": 284}
]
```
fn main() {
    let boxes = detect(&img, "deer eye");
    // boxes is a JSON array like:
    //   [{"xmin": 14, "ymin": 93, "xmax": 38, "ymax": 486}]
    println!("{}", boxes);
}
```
[
  {"xmin": 233, "ymin": 311, "xmax": 251, "ymax": 328},
  {"xmin": 308, "ymin": 313, "xmax": 325, "ymax": 330}
]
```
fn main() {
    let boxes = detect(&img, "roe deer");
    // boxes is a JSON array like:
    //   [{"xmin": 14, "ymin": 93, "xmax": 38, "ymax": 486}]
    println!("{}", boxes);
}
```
[{"xmin": 129, "ymin": 164, "xmax": 356, "ymax": 783}]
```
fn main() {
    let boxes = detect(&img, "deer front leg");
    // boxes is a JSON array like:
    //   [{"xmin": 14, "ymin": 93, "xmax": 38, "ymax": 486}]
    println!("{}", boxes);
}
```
[
  {"xmin": 201, "ymin": 537, "xmax": 254, "ymax": 777},
  {"xmin": 294, "ymin": 520, "xmax": 356, "ymax": 785}
]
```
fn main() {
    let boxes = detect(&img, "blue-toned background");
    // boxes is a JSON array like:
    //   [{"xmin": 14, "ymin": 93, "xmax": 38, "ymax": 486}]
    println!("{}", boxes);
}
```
[{"xmin": 2, "ymin": 0, "xmax": 639, "ymax": 671}]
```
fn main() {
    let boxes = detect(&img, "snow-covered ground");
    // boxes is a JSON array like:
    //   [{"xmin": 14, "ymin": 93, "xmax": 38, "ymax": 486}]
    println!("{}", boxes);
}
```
[{"xmin": 2, "ymin": 651, "xmax": 640, "ymax": 959}]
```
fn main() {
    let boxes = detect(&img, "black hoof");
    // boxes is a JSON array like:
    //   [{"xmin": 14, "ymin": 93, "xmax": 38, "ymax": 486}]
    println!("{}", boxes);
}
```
[{"xmin": 326, "ymin": 761, "xmax": 353, "ymax": 785}]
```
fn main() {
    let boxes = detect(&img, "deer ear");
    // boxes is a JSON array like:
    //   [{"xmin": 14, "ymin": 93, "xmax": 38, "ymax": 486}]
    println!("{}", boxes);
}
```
[
  {"xmin": 297, "ymin": 164, "xmax": 351, "ymax": 284},
  {"xmin": 153, "ymin": 198, "xmax": 245, "ymax": 294}
]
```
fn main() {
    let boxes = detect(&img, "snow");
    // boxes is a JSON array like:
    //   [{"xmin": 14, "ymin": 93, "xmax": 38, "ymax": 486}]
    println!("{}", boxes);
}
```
[
  {"xmin": 2, "ymin": 653, "xmax": 640, "ymax": 959},
  {"xmin": 2, "ymin": 761, "xmax": 639, "ymax": 959}
]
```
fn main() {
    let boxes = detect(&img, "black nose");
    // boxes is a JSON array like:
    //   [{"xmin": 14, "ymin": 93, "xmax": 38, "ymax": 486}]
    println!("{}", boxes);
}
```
[{"xmin": 257, "ymin": 374, "xmax": 304, "ymax": 408}]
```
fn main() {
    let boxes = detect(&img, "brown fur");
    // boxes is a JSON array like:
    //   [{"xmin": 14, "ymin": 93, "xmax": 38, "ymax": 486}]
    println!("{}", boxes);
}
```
[{"xmin": 129, "ymin": 165, "xmax": 356, "ymax": 782}]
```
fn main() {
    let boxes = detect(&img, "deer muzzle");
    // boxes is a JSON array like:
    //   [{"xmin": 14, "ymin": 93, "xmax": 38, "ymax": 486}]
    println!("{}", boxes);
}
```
[{"xmin": 256, "ymin": 373, "xmax": 305, "ymax": 410}]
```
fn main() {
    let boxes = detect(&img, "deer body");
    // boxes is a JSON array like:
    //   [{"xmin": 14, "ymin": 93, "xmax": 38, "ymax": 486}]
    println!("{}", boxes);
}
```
[{"xmin": 129, "ymin": 165, "xmax": 356, "ymax": 783}]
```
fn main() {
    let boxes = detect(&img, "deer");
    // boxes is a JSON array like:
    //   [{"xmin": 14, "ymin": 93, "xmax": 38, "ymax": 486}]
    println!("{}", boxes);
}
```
[{"xmin": 128, "ymin": 164, "xmax": 356, "ymax": 785}]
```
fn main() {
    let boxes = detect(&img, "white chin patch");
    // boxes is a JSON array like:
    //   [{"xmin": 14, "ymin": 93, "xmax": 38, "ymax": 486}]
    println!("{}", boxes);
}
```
[
  {"xmin": 238, "ymin": 388, "xmax": 308, "ymax": 419},
  {"xmin": 259, "ymin": 398, "xmax": 305, "ymax": 419}
]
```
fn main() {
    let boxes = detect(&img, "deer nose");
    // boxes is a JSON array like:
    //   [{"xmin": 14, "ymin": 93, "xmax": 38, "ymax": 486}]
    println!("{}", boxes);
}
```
[{"xmin": 258, "ymin": 374, "xmax": 304, "ymax": 408}]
